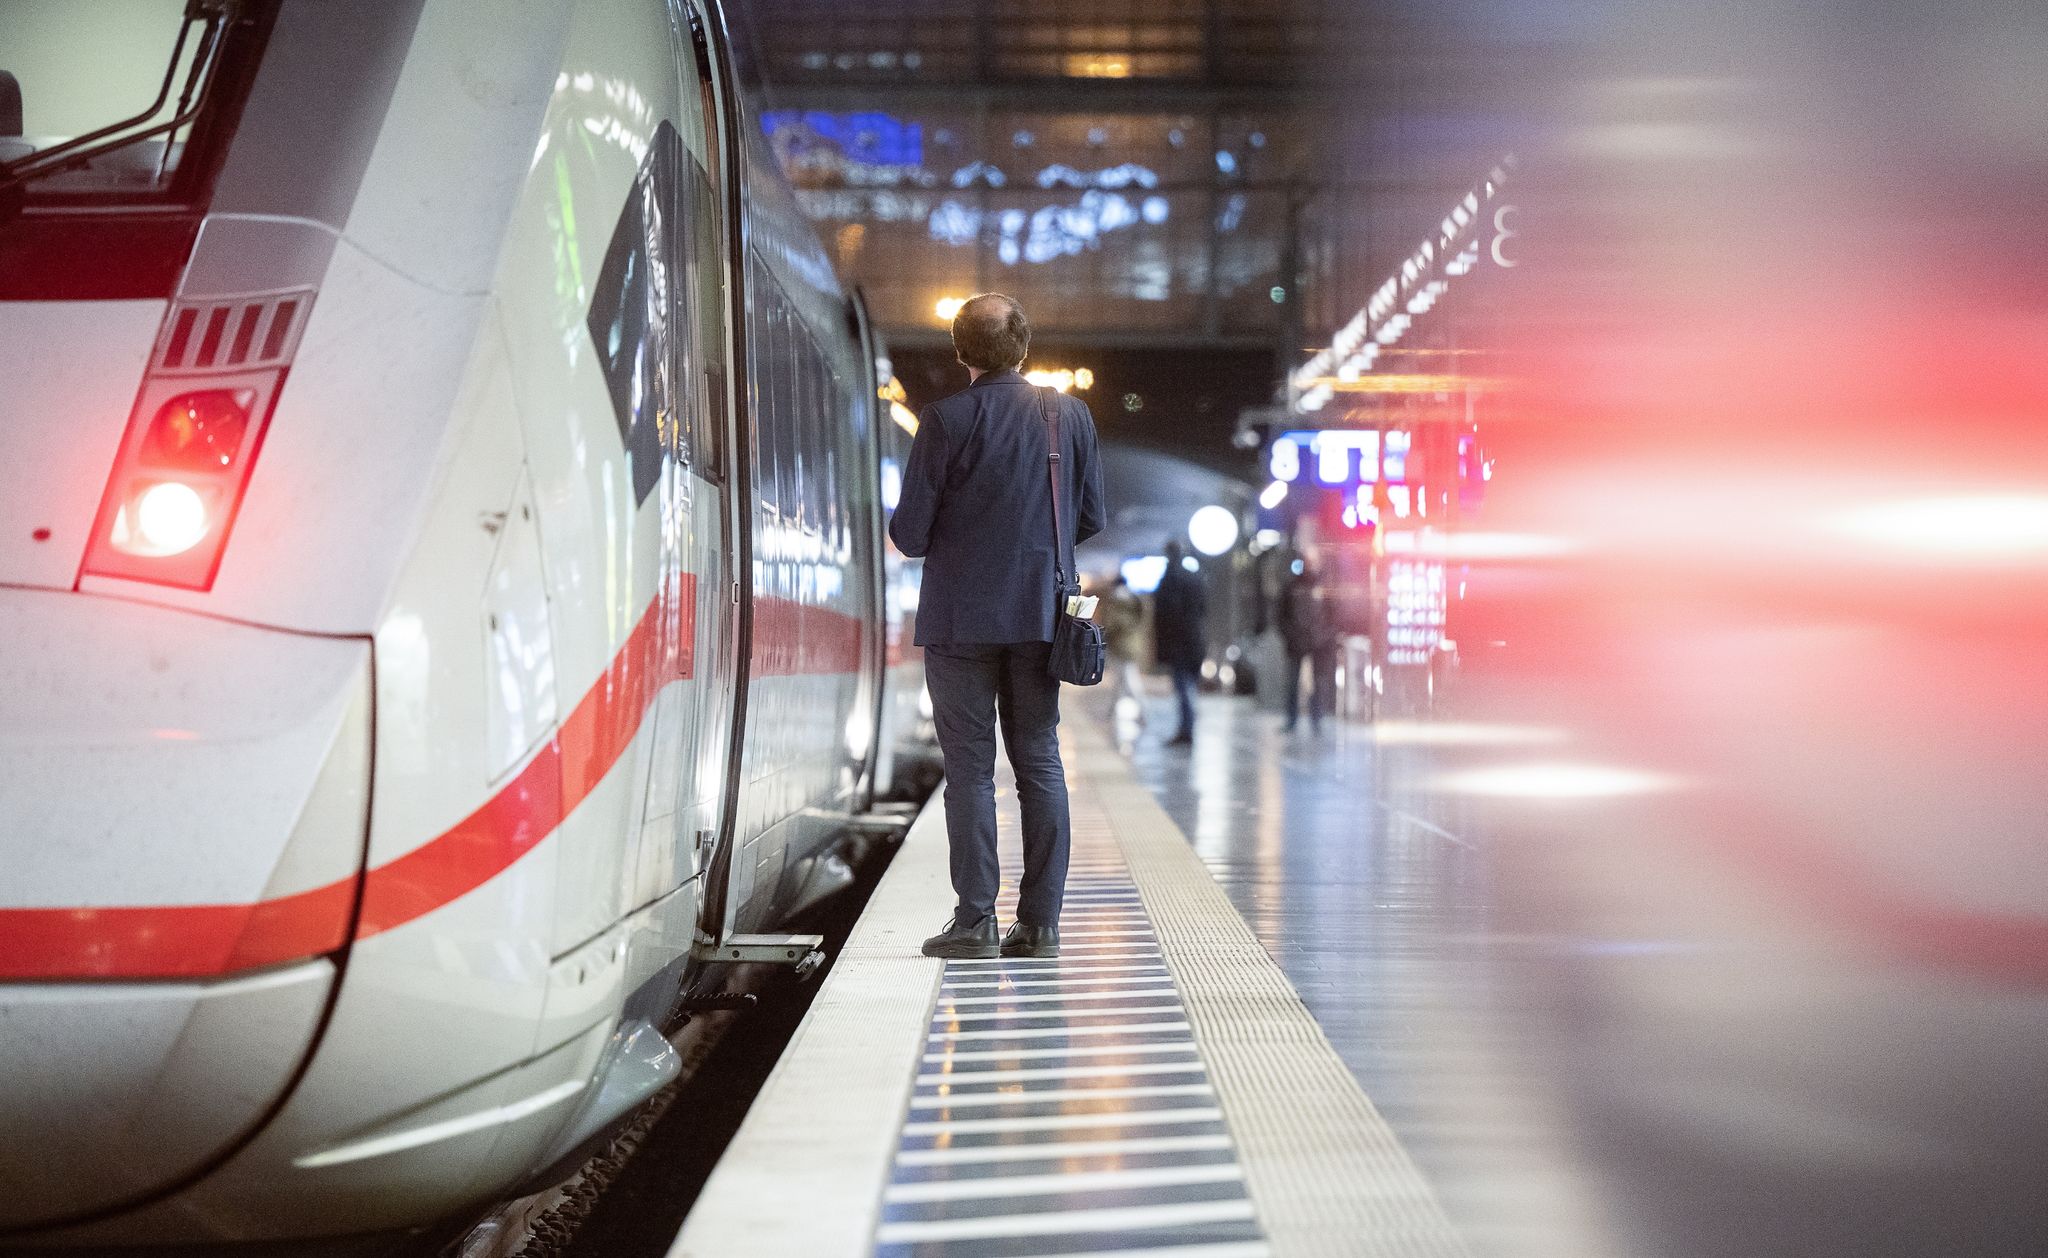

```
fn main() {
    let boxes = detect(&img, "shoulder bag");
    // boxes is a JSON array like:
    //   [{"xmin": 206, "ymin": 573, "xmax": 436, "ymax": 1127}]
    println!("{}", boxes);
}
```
[{"xmin": 1039, "ymin": 386, "xmax": 1106, "ymax": 686}]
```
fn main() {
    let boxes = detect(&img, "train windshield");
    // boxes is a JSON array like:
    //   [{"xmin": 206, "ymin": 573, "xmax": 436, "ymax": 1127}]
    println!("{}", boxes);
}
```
[{"xmin": 0, "ymin": 0, "xmax": 268, "ymax": 211}]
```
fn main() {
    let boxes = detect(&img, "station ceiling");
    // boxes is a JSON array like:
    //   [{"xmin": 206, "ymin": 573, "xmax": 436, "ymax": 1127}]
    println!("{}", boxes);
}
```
[{"xmin": 728, "ymin": 0, "xmax": 1369, "ymax": 355}]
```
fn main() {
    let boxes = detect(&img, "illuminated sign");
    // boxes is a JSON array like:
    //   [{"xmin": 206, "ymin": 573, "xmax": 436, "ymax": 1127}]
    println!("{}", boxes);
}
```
[
  {"xmin": 934, "ymin": 189, "xmax": 1169, "ymax": 266},
  {"xmin": 1266, "ymin": 430, "xmax": 1397, "ymax": 489},
  {"xmin": 1384, "ymin": 558, "xmax": 1447, "ymax": 665},
  {"xmin": 1292, "ymin": 157, "xmax": 1516, "ymax": 413},
  {"xmin": 762, "ymin": 110, "xmax": 924, "ymax": 168}
]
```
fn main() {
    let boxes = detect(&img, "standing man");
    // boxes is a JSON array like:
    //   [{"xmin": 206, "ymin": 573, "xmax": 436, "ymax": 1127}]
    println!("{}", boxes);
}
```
[
  {"xmin": 1279, "ymin": 559, "xmax": 1338, "ymax": 733},
  {"xmin": 1152, "ymin": 539, "xmax": 1208, "ymax": 746},
  {"xmin": 889, "ymin": 294, "xmax": 1107, "ymax": 960}
]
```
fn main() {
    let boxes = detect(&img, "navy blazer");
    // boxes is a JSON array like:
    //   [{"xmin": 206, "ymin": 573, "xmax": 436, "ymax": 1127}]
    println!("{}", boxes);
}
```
[{"xmin": 889, "ymin": 369, "xmax": 1108, "ymax": 646}]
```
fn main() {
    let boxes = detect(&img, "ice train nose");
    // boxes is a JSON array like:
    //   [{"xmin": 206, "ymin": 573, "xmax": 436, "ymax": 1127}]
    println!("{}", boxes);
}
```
[{"xmin": 0, "ymin": 589, "xmax": 370, "ymax": 1227}]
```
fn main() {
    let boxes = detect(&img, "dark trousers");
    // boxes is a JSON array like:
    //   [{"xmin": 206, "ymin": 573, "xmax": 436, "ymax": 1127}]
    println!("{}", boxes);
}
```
[
  {"xmin": 1284, "ymin": 645, "xmax": 1337, "ymax": 728},
  {"xmin": 1169, "ymin": 663, "xmax": 1200, "ymax": 736},
  {"xmin": 922, "ymin": 641, "xmax": 1071, "ymax": 927}
]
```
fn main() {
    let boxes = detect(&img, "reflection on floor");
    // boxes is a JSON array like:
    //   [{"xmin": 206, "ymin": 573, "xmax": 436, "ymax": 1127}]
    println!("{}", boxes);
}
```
[{"xmin": 1076, "ymin": 684, "xmax": 1623, "ymax": 1258}]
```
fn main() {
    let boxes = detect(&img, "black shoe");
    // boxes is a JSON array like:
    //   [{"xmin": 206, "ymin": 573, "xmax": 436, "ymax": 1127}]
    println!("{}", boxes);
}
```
[
  {"xmin": 1167, "ymin": 730, "xmax": 1193, "ymax": 746},
  {"xmin": 922, "ymin": 913, "xmax": 999, "ymax": 959},
  {"xmin": 1000, "ymin": 923, "xmax": 1061, "ymax": 958}
]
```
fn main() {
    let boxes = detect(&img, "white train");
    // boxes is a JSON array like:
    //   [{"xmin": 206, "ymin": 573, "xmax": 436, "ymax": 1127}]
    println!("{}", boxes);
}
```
[{"xmin": 0, "ymin": 0, "xmax": 928, "ymax": 1247}]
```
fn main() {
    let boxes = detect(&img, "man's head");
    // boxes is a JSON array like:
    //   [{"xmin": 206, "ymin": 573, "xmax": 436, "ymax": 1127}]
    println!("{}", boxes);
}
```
[
  {"xmin": 951, "ymin": 293, "xmax": 1030, "ymax": 374},
  {"xmin": 1163, "ymin": 539, "xmax": 1186, "ymax": 563}
]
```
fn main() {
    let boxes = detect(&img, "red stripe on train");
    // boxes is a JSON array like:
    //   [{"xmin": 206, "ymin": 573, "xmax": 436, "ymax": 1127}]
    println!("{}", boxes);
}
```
[
  {"xmin": 357, "ymin": 573, "xmax": 698, "ymax": 936},
  {"xmin": 0, "ymin": 578, "xmax": 866, "ymax": 981}
]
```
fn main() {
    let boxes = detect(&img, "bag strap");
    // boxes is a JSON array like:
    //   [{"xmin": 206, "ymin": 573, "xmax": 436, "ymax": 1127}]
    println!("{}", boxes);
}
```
[{"xmin": 1038, "ymin": 385, "xmax": 1069, "ymax": 590}]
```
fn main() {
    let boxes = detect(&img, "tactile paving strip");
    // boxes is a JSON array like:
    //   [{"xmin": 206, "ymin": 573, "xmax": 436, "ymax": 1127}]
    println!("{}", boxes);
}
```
[
  {"xmin": 1072, "ymin": 720, "xmax": 1471, "ymax": 1258},
  {"xmin": 677, "ymin": 719, "xmax": 1466, "ymax": 1258},
  {"xmin": 878, "ymin": 809, "xmax": 1272, "ymax": 1258}
]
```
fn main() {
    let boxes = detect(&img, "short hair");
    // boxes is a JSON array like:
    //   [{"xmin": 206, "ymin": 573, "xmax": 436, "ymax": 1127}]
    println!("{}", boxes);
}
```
[{"xmin": 951, "ymin": 293, "xmax": 1030, "ymax": 372}]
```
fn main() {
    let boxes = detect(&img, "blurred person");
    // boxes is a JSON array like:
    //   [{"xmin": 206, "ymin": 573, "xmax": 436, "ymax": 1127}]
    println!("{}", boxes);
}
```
[
  {"xmin": 1151, "ymin": 539, "xmax": 1208, "ymax": 746},
  {"xmin": 1278, "ymin": 559, "xmax": 1338, "ymax": 733},
  {"xmin": 889, "ymin": 293, "xmax": 1106, "ymax": 961},
  {"xmin": 1099, "ymin": 573, "xmax": 1148, "ymax": 719}
]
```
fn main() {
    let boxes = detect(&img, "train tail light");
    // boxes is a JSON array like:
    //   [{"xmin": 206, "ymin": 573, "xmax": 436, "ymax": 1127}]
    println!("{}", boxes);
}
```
[{"xmin": 83, "ymin": 380, "xmax": 278, "ymax": 590}]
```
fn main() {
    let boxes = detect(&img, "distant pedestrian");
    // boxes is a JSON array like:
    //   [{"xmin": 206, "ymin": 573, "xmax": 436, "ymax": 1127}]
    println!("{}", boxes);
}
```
[
  {"xmin": 1098, "ymin": 574, "xmax": 1147, "ymax": 718},
  {"xmin": 889, "ymin": 293, "xmax": 1107, "ymax": 961},
  {"xmin": 1151, "ymin": 539, "xmax": 1208, "ymax": 745},
  {"xmin": 1278, "ymin": 560, "xmax": 1338, "ymax": 732}
]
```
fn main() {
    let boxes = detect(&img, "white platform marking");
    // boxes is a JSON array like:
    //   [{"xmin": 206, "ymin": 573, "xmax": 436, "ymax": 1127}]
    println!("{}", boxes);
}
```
[
  {"xmin": 874, "ymin": 1199, "xmax": 1256, "ymax": 1244},
  {"xmin": 926, "ymin": 1021, "xmax": 1194, "ymax": 1043},
  {"xmin": 934, "ymin": 1004, "xmax": 1187, "ymax": 1024},
  {"xmin": 923, "ymin": 1043, "xmax": 1201, "ymax": 1065},
  {"xmin": 883, "ymin": 1162, "xmax": 1243, "ymax": 1203},
  {"xmin": 915, "ymin": 1061, "xmax": 1213, "ymax": 1086},
  {"xmin": 892, "ymin": 1133, "xmax": 1236, "ymax": 1168},
  {"xmin": 899, "ymin": 1106, "xmax": 1224, "ymax": 1136},
  {"xmin": 909, "ymin": 1083, "xmax": 1214, "ymax": 1110},
  {"xmin": 937, "ymin": 991, "xmax": 1179, "ymax": 1012}
]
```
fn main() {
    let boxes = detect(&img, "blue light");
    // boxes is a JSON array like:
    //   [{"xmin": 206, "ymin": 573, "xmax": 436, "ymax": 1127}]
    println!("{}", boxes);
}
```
[
  {"xmin": 1268, "ymin": 438, "xmax": 1301, "ymax": 482},
  {"xmin": 924, "ymin": 183, "xmax": 1168, "ymax": 262},
  {"xmin": 1035, "ymin": 162, "xmax": 1160, "ymax": 189},
  {"xmin": 951, "ymin": 160, "xmax": 1007, "ymax": 188},
  {"xmin": 1315, "ymin": 440, "xmax": 1350, "ymax": 485},
  {"xmin": 1275, "ymin": 429, "xmax": 1383, "ymax": 487},
  {"xmin": 761, "ymin": 110, "xmax": 924, "ymax": 168},
  {"xmin": 1215, "ymin": 150, "xmax": 1237, "ymax": 174},
  {"xmin": 929, "ymin": 199, "xmax": 978, "ymax": 245},
  {"xmin": 880, "ymin": 459, "xmax": 903, "ymax": 511},
  {"xmin": 1122, "ymin": 555, "xmax": 1169, "ymax": 594}
]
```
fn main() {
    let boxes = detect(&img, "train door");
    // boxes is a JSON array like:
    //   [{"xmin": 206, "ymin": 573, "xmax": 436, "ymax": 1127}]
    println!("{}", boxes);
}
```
[
  {"xmin": 678, "ymin": 1, "xmax": 746, "ymax": 945},
  {"xmin": 846, "ymin": 289, "xmax": 888, "ymax": 805}
]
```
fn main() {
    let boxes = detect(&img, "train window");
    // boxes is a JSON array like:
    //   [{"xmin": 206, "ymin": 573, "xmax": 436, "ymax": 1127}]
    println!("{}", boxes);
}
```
[
  {"xmin": 815, "ymin": 352, "xmax": 835, "ymax": 541},
  {"xmin": 758, "ymin": 278, "xmax": 783, "ymax": 518},
  {"xmin": 744, "ymin": 287, "xmax": 763, "ymax": 503},
  {"xmin": 685, "ymin": 158, "xmax": 726, "ymax": 484},
  {"xmin": 2, "ymin": 0, "xmax": 279, "ymax": 299},
  {"xmin": 785, "ymin": 329, "xmax": 805, "ymax": 532},
  {"xmin": 586, "ymin": 122, "xmax": 681, "ymax": 508},
  {"xmin": 780, "ymin": 321, "xmax": 801, "ymax": 528},
  {"xmin": 799, "ymin": 332, "xmax": 823, "ymax": 534},
  {"xmin": 758, "ymin": 283, "xmax": 784, "ymax": 517},
  {"xmin": 774, "ymin": 297, "xmax": 801, "ymax": 529},
  {"xmin": 1, "ymin": 0, "xmax": 272, "ymax": 208},
  {"xmin": 822, "ymin": 370, "xmax": 843, "ymax": 554}
]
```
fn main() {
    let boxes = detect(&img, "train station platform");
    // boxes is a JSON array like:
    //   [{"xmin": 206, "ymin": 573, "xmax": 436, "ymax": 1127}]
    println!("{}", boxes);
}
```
[{"xmin": 670, "ymin": 701, "xmax": 1475, "ymax": 1258}]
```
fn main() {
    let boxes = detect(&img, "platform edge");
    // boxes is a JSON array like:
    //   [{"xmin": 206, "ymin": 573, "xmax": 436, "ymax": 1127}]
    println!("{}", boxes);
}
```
[{"xmin": 667, "ymin": 792, "xmax": 951, "ymax": 1258}]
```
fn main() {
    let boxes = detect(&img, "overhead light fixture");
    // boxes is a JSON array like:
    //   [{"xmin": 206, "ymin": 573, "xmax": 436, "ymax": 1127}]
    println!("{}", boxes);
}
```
[{"xmin": 1188, "ymin": 505, "xmax": 1240, "ymax": 556}]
